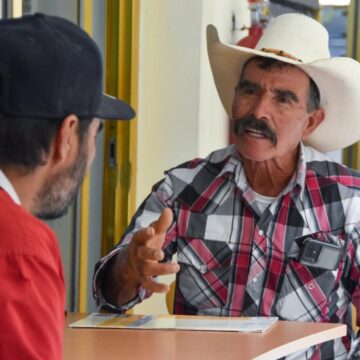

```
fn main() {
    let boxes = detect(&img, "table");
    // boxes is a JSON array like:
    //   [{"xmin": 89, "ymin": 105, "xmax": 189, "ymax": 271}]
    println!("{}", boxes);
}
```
[{"xmin": 64, "ymin": 313, "xmax": 346, "ymax": 360}]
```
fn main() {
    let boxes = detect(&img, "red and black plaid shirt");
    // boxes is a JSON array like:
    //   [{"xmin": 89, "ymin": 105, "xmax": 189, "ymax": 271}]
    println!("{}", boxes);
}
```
[{"xmin": 94, "ymin": 144, "xmax": 360, "ymax": 359}]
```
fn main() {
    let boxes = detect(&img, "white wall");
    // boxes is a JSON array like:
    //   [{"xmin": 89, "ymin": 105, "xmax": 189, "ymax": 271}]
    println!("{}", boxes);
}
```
[
  {"xmin": 137, "ymin": 0, "xmax": 202, "ymax": 205},
  {"xmin": 136, "ymin": 0, "xmax": 249, "ymax": 203},
  {"xmin": 134, "ymin": 0, "xmax": 249, "ymax": 315},
  {"xmin": 198, "ymin": 0, "xmax": 250, "ymax": 157}
]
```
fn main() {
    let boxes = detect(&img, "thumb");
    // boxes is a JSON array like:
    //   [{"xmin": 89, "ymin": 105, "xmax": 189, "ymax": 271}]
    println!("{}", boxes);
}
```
[{"xmin": 151, "ymin": 207, "xmax": 173, "ymax": 235}]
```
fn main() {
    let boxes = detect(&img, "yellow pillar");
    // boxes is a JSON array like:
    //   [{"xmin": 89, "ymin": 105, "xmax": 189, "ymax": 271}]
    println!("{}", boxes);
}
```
[
  {"xmin": 78, "ymin": 0, "xmax": 93, "ymax": 313},
  {"xmin": 102, "ymin": 0, "xmax": 139, "ymax": 256}
]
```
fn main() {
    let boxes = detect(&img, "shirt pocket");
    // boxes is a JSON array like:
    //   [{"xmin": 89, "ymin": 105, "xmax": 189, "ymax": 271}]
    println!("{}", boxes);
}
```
[
  {"xmin": 275, "ymin": 233, "xmax": 345, "ymax": 322},
  {"xmin": 176, "ymin": 212, "xmax": 233, "ymax": 310}
]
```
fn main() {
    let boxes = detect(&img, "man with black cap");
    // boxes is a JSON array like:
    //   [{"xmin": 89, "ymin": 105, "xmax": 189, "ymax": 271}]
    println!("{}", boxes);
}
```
[
  {"xmin": 94, "ymin": 13, "xmax": 360, "ymax": 359},
  {"xmin": 0, "ymin": 13, "xmax": 134, "ymax": 360}
]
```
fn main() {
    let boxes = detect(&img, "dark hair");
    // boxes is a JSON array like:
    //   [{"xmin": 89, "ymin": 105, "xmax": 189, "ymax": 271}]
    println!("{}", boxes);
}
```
[
  {"xmin": 240, "ymin": 56, "xmax": 320, "ymax": 112},
  {"xmin": 0, "ymin": 115, "xmax": 93, "ymax": 172}
]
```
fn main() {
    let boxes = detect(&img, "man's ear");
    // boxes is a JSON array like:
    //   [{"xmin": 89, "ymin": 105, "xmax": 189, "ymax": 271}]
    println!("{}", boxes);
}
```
[
  {"xmin": 302, "ymin": 107, "xmax": 325, "ymax": 140},
  {"xmin": 52, "ymin": 114, "xmax": 80, "ymax": 165}
]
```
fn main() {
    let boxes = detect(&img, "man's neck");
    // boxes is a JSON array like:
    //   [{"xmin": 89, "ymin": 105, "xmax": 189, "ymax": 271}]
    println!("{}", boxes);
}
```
[
  {"xmin": 1, "ymin": 166, "xmax": 45, "ymax": 213},
  {"xmin": 242, "ymin": 150, "xmax": 299, "ymax": 197}
]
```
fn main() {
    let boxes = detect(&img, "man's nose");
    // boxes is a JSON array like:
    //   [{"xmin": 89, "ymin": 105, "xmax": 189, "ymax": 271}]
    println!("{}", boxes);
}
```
[{"xmin": 253, "ymin": 93, "xmax": 272, "ymax": 120}]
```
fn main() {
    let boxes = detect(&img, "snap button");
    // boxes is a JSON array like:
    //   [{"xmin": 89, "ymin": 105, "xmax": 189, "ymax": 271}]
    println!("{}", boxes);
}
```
[
  {"xmin": 200, "ymin": 265, "xmax": 208, "ymax": 274},
  {"xmin": 308, "ymin": 283, "xmax": 315, "ymax": 290},
  {"xmin": 258, "ymin": 230, "xmax": 264, "ymax": 236},
  {"xmin": 252, "ymin": 277, "xmax": 258, "ymax": 283}
]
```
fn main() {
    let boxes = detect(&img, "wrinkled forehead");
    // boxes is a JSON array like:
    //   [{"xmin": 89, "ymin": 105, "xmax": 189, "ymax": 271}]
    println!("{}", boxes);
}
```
[{"xmin": 240, "ymin": 56, "xmax": 311, "ymax": 82}]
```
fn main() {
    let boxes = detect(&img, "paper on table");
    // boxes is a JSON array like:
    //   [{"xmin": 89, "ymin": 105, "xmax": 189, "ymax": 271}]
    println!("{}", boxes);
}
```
[{"xmin": 69, "ymin": 313, "xmax": 278, "ymax": 333}]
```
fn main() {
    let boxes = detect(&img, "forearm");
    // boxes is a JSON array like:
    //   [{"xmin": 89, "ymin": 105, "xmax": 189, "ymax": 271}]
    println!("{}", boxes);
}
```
[
  {"xmin": 94, "ymin": 179, "xmax": 176, "ymax": 310},
  {"xmin": 101, "ymin": 247, "xmax": 140, "ymax": 307}
]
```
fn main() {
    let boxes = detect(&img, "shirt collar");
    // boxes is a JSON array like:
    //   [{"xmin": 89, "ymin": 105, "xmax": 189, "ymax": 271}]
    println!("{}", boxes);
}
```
[
  {"xmin": 294, "ymin": 142, "xmax": 307, "ymax": 199},
  {"xmin": 0, "ymin": 169, "xmax": 21, "ymax": 205},
  {"xmin": 217, "ymin": 145, "xmax": 243, "ymax": 180},
  {"xmin": 219, "ymin": 143, "xmax": 308, "ymax": 200}
]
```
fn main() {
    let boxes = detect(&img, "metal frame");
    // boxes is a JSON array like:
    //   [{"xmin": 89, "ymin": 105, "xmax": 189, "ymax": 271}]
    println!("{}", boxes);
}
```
[{"xmin": 101, "ymin": 0, "xmax": 139, "ymax": 256}]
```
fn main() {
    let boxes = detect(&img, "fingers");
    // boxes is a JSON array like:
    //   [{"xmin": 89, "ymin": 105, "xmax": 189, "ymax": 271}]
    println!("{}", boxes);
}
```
[
  {"xmin": 142, "ymin": 278, "xmax": 170, "ymax": 293},
  {"xmin": 131, "ymin": 260, "xmax": 179, "ymax": 293},
  {"xmin": 137, "ymin": 246, "xmax": 164, "ymax": 261},
  {"xmin": 146, "ymin": 208, "xmax": 173, "ymax": 251},
  {"xmin": 151, "ymin": 207, "xmax": 173, "ymax": 234},
  {"xmin": 126, "ymin": 207, "xmax": 176, "ymax": 293},
  {"xmin": 131, "ymin": 226, "xmax": 155, "ymax": 246},
  {"xmin": 131, "ymin": 207, "xmax": 173, "ymax": 250},
  {"xmin": 140, "ymin": 262, "xmax": 180, "ymax": 293},
  {"xmin": 140, "ymin": 261, "xmax": 180, "ymax": 277}
]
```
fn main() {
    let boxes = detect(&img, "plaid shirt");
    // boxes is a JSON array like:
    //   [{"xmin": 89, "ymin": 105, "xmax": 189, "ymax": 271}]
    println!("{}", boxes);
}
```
[{"xmin": 94, "ymin": 143, "xmax": 360, "ymax": 360}]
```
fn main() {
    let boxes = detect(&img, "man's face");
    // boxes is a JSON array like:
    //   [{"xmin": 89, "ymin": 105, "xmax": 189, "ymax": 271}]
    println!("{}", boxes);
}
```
[
  {"xmin": 33, "ymin": 118, "xmax": 101, "ymax": 220},
  {"xmin": 232, "ymin": 60, "xmax": 319, "ymax": 163}
]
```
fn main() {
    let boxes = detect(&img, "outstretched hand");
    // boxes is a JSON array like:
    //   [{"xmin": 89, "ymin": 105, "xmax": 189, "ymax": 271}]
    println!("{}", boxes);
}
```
[{"xmin": 122, "ymin": 207, "xmax": 180, "ymax": 294}]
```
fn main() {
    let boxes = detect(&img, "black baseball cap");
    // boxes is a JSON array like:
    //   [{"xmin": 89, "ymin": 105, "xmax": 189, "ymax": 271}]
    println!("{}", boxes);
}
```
[{"xmin": 0, "ymin": 13, "xmax": 135, "ymax": 120}]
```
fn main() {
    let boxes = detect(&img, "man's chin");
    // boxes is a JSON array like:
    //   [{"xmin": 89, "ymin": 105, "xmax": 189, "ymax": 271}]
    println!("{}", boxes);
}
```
[
  {"xmin": 35, "ymin": 205, "xmax": 69, "ymax": 221},
  {"xmin": 237, "ymin": 140, "xmax": 275, "ymax": 160}
]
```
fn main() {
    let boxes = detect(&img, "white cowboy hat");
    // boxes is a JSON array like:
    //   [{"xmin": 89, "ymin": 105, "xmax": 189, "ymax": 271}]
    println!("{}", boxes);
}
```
[{"xmin": 207, "ymin": 13, "xmax": 360, "ymax": 152}]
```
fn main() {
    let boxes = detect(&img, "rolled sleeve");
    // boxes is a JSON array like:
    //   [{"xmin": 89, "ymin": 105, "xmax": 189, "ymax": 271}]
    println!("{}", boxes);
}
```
[
  {"xmin": 92, "ymin": 175, "xmax": 176, "ymax": 312},
  {"xmin": 92, "ymin": 246, "xmax": 146, "ymax": 312}
]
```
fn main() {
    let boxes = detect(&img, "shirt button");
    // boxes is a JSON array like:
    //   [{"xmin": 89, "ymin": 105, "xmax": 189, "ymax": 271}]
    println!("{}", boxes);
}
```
[
  {"xmin": 200, "ymin": 265, "xmax": 208, "ymax": 274},
  {"xmin": 252, "ymin": 277, "xmax": 258, "ymax": 283},
  {"xmin": 258, "ymin": 230, "xmax": 264, "ymax": 236},
  {"xmin": 308, "ymin": 283, "xmax": 315, "ymax": 290}
]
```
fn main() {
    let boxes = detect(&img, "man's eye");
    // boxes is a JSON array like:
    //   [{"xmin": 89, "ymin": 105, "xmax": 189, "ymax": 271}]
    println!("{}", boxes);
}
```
[
  {"xmin": 277, "ymin": 95, "xmax": 291, "ymax": 104},
  {"xmin": 235, "ymin": 85, "xmax": 256, "ymax": 95},
  {"xmin": 244, "ymin": 88, "xmax": 255, "ymax": 95}
]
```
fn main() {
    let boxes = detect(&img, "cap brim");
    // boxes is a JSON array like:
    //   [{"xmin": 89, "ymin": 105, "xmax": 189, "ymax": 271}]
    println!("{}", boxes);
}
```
[{"xmin": 95, "ymin": 94, "xmax": 135, "ymax": 120}]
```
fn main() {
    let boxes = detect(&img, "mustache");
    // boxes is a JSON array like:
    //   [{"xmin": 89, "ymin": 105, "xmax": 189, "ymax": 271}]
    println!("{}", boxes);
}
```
[{"xmin": 232, "ymin": 115, "xmax": 277, "ymax": 146}]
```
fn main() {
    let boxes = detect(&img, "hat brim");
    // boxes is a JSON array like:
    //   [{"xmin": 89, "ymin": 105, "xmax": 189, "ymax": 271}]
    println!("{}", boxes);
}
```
[
  {"xmin": 95, "ymin": 94, "xmax": 135, "ymax": 120},
  {"xmin": 207, "ymin": 24, "xmax": 360, "ymax": 152}
]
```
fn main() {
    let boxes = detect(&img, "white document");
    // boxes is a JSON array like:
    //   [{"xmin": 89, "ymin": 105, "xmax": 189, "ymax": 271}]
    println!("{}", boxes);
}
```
[{"xmin": 69, "ymin": 313, "xmax": 278, "ymax": 333}]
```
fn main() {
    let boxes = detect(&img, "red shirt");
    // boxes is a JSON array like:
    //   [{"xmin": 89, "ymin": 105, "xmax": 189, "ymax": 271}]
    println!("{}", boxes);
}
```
[{"xmin": 0, "ymin": 189, "xmax": 65, "ymax": 359}]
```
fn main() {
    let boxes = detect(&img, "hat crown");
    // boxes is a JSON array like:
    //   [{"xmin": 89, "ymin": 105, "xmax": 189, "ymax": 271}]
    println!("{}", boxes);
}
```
[{"xmin": 255, "ymin": 13, "xmax": 331, "ymax": 63}]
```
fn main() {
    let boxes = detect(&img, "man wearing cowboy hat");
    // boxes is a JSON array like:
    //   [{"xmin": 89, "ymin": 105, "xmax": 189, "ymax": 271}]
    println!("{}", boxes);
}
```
[{"xmin": 94, "ymin": 13, "xmax": 360, "ymax": 359}]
